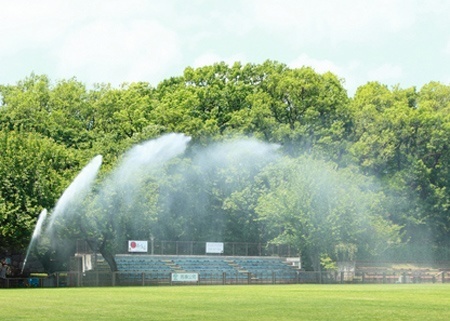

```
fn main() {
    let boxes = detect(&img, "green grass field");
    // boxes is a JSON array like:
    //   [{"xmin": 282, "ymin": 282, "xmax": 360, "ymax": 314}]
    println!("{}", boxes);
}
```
[{"xmin": 2, "ymin": 284, "xmax": 449, "ymax": 321}]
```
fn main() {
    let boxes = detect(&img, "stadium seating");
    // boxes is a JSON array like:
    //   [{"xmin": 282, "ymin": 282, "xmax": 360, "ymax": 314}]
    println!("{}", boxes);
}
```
[{"xmin": 114, "ymin": 255, "xmax": 299, "ymax": 284}]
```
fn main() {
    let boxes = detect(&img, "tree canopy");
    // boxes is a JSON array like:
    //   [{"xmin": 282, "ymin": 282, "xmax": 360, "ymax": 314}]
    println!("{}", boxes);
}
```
[{"xmin": 1, "ymin": 61, "xmax": 450, "ymax": 271}]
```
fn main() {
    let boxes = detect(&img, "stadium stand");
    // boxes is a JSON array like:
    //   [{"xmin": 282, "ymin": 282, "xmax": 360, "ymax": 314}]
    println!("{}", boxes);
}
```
[{"xmin": 113, "ymin": 255, "xmax": 299, "ymax": 285}]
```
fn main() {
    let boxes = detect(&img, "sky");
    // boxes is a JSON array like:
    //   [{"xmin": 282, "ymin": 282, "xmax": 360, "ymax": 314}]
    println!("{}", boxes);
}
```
[{"xmin": 1, "ymin": 0, "xmax": 449, "ymax": 96}]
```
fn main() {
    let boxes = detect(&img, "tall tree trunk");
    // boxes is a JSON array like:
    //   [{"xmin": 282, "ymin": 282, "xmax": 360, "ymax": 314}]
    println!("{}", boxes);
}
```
[
  {"xmin": 86, "ymin": 237, "xmax": 118, "ymax": 272},
  {"xmin": 99, "ymin": 239, "xmax": 118, "ymax": 272}
]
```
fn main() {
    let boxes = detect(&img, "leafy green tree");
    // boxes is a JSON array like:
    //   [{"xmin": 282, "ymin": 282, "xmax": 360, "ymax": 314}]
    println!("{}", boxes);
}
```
[
  {"xmin": 412, "ymin": 82, "xmax": 450, "ymax": 249},
  {"xmin": 349, "ymin": 81, "xmax": 450, "ymax": 259},
  {"xmin": 254, "ymin": 64, "xmax": 350, "ymax": 158},
  {"xmin": 0, "ymin": 74, "xmax": 51, "ymax": 134},
  {"xmin": 349, "ymin": 82, "xmax": 416, "ymax": 174},
  {"xmin": 88, "ymin": 82, "xmax": 162, "ymax": 166},
  {"xmin": 0, "ymin": 130, "xmax": 80, "ymax": 251},
  {"xmin": 154, "ymin": 139, "xmax": 279, "ymax": 245},
  {"xmin": 255, "ymin": 156, "xmax": 401, "ymax": 271},
  {"xmin": 154, "ymin": 61, "xmax": 351, "ymax": 159},
  {"xmin": 46, "ymin": 78, "xmax": 94, "ymax": 149},
  {"xmin": 4, "ymin": 66, "xmax": 450, "ymax": 269}
]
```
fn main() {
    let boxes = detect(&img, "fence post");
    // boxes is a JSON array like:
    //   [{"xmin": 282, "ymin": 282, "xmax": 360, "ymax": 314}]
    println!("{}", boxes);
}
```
[
  {"xmin": 361, "ymin": 272, "xmax": 365, "ymax": 284},
  {"xmin": 442, "ymin": 271, "xmax": 445, "ymax": 283},
  {"xmin": 340, "ymin": 271, "xmax": 344, "ymax": 284},
  {"xmin": 382, "ymin": 272, "xmax": 386, "ymax": 284},
  {"xmin": 112, "ymin": 272, "xmax": 116, "ymax": 287}
]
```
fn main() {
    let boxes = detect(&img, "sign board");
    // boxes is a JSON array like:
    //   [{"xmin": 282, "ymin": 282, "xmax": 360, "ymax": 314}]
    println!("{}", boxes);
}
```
[
  {"xmin": 128, "ymin": 240, "xmax": 148, "ymax": 253},
  {"xmin": 286, "ymin": 257, "xmax": 301, "ymax": 269},
  {"xmin": 171, "ymin": 273, "xmax": 199, "ymax": 282},
  {"xmin": 206, "ymin": 242, "xmax": 224, "ymax": 254}
]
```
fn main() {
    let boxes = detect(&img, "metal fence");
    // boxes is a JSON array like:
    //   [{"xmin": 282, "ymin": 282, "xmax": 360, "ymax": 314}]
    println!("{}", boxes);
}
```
[
  {"xmin": 76, "ymin": 240, "xmax": 297, "ymax": 257},
  {"xmin": 2, "ymin": 270, "xmax": 449, "ymax": 288}
]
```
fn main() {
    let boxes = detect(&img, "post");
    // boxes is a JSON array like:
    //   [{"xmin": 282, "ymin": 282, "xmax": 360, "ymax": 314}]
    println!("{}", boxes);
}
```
[
  {"xmin": 383, "ymin": 272, "xmax": 386, "ymax": 284},
  {"xmin": 150, "ymin": 236, "xmax": 154, "ymax": 255},
  {"xmin": 112, "ymin": 272, "xmax": 116, "ymax": 287},
  {"xmin": 442, "ymin": 271, "xmax": 445, "ymax": 283},
  {"xmin": 340, "ymin": 271, "xmax": 344, "ymax": 284}
]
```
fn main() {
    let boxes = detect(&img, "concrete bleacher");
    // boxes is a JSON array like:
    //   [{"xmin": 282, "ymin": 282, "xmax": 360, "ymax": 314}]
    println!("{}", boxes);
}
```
[
  {"xmin": 115, "ymin": 256, "xmax": 173, "ymax": 272},
  {"xmin": 114, "ymin": 255, "xmax": 299, "ymax": 284},
  {"xmin": 232, "ymin": 257, "xmax": 299, "ymax": 282}
]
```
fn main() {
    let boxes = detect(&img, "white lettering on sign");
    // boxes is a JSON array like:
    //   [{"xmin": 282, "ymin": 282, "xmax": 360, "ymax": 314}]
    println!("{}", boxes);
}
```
[{"xmin": 171, "ymin": 273, "xmax": 199, "ymax": 282}]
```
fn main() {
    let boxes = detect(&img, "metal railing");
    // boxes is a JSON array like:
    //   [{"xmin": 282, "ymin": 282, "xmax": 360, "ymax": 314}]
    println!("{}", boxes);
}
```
[
  {"xmin": 77, "ymin": 240, "xmax": 297, "ymax": 257},
  {"xmin": 2, "ymin": 270, "xmax": 449, "ymax": 288}
]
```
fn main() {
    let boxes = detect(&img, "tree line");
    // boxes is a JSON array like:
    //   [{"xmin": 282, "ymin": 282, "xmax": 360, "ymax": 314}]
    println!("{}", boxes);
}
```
[{"xmin": 1, "ymin": 60, "xmax": 449, "ymax": 271}]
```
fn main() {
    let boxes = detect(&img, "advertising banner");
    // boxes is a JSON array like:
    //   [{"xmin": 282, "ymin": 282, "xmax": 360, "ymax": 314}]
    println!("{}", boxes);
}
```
[
  {"xmin": 206, "ymin": 242, "xmax": 224, "ymax": 254},
  {"xmin": 171, "ymin": 273, "xmax": 199, "ymax": 282},
  {"xmin": 128, "ymin": 240, "xmax": 148, "ymax": 253}
]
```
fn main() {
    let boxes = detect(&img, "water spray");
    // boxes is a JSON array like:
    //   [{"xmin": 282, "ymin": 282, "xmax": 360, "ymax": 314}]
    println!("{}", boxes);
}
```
[{"xmin": 21, "ymin": 208, "xmax": 48, "ymax": 274}]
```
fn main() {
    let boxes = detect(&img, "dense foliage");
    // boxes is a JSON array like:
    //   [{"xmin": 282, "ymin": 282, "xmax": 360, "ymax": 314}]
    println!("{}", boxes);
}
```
[{"xmin": 1, "ymin": 61, "xmax": 449, "ymax": 271}]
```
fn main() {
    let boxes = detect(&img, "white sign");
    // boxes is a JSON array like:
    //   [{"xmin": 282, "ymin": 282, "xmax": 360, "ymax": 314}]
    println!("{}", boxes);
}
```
[
  {"xmin": 128, "ymin": 240, "xmax": 148, "ymax": 253},
  {"xmin": 206, "ymin": 242, "xmax": 224, "ymax": 254},
  {"xmin": 286, "ymin": 257, "xmax": 302, "ymax": 269},
  {"xmin": 171, "ymin": 273, "xmax": 199, "ymax": 282}
]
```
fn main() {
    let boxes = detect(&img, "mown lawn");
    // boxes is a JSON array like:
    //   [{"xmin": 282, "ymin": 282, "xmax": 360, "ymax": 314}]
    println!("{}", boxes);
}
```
[{"xmin": 2, "ymin": 284, "xmax": 449, "ymax": 321}]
